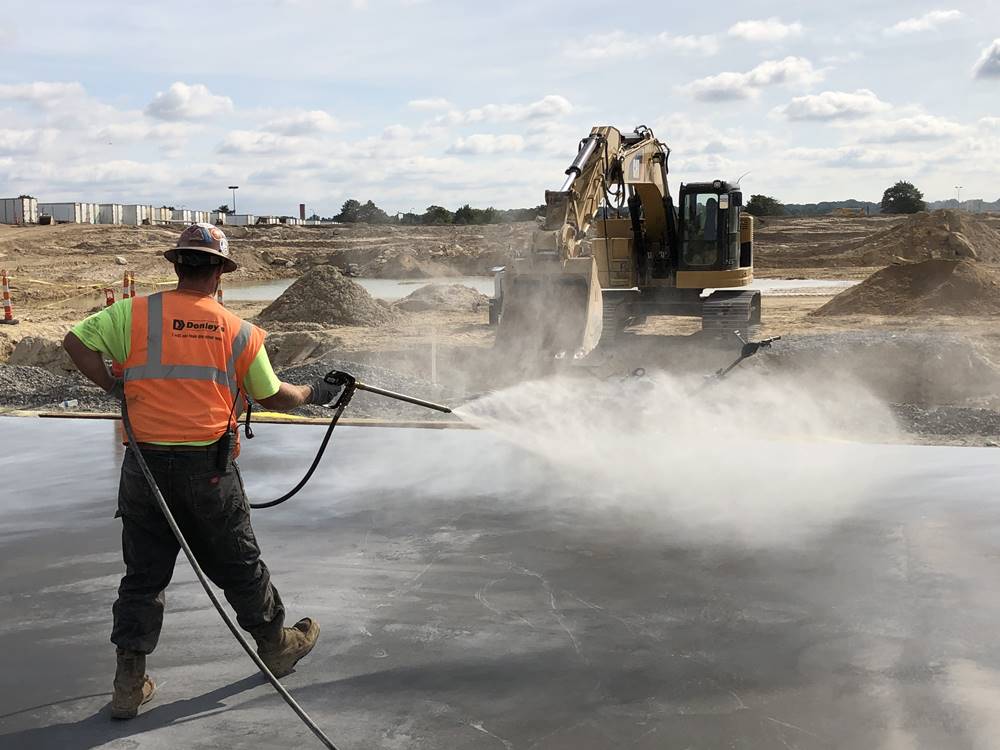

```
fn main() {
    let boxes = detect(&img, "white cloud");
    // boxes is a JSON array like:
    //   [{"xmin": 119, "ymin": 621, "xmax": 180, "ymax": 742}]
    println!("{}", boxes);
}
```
[
  {"xmin": 382, "ymin": 124, "xmax": 413, "ymax": 140},
  {"xmin": 728, "ymin": 18, "xmax": 803, "ymax": 42},
  {"xmin": 448, "ymin": 134, "xmax": 525, "ymax": 155},
  {"xmin": 785, "ymin": 145, "xmax": 908, "ymax": 169},
  {"xmin": 146, "ymin": 82, "xmax": 233, "ymax": 121},
  {"xmin": 564, "ymin": 30, "xmax": 718, "ymax": 60},
  {"xmin": 217, "ymin": 130, "xmax": 305, "ymax": 155},
  {"xmin": 436, "ymin": 95, "xmax": 572, "ymax": 125},
  {"xmin": 408, "ymin": 97, "xmax": 452, "ymax": 111},
  {"xmin": 858, "ymin": 115, "xmax": 968, "ymax": 142},
  {"xmin": 973, "ymin": 39, "xmax": 1000, "ymax": 79},
  {"xmin": 0, "ymin": 81, "xmax": 87, "ymax": 108},
  {"xmin": 0, "ymin": 128, "xmax": 59, "ymax": 155},
  {"xmin": 681, "ymin": 57, "xmax": 822, "ymax": 101},
  {"xmin": 886, "ymin": 9, "xmax": 963, "ymax": 35},
  {"xmin": 263, "ymin": 109, "xmax": 339, "ymax": 135},
  {"xmin": 780, "ymin": 89, "xmax": 891, "ymax": 121}
]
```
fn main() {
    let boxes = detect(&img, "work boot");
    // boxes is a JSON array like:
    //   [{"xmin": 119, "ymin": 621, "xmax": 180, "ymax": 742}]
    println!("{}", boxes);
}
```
[
  {"xmin": 256, "ymin": 617, "xmax": 320, "ymax": 678},
  {"xmin": 110, "ymin": 649, "xmax": 156, "ymax": 720}
]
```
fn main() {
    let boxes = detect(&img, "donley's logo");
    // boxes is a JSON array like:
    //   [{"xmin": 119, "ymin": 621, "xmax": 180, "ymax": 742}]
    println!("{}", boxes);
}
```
[{"xmin": 172, "ymin": 319, "xmax": 223, "ymax": 332}]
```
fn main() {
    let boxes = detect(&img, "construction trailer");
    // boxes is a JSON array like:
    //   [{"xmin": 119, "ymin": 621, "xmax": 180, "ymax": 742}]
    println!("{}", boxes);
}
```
[
  {"xmin": 170, "ymin": 209, "xmax": 192, "ymax": 223},
  {"xmin": 152, "ymin": 207, "xmax": 171, "ymax": 224},
  {"xmin": 39, "ymin": 203, "xmax": 85, "ymax": 223},
  {"xmin": 210, "ymin": 211, "xmax": 228, "ymax": 225},
  {"xmin": 98, "ymin": 204, "xmax": 124, "ymax": 225},
  {"xmin": 226, "ymin": 214, "xmax": 256, "ymax": 226},
  {"xmin": 190, "ymin": 210, "xmax": 210, "ymax": 224},
  {"xmin": 0, "ymin": 197, "xmax": 39, "ymax": 224},
  {"xmin": 122, "ymin": 204, "xmax": 152, "ymax": 225}
]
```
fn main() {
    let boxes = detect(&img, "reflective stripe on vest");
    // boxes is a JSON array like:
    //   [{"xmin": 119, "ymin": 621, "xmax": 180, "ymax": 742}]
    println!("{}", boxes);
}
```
[{"xmin": 124, "ymin": 292, "xmax": 253, "ymax": 396}]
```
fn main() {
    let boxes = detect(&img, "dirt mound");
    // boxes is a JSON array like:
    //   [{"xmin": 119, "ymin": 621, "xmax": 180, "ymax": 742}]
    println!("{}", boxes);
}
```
[
  {"xmin": 855, "ymin": 210, "xmax": 1000, "ymax": 264},
  {"xmin": 258, "ymin": 266, "xmax": 397, "ymax": 326},
  {"xmin": 8, "ymin": 335, "xmax": 76, "ymax": 371},
  {"xmin": 814, "ymin": 259, "xmax": 1000, "ymax": 316},
  {"xmin": 394, "ymin": 283, "xmax": 488, "ymax": 312}
]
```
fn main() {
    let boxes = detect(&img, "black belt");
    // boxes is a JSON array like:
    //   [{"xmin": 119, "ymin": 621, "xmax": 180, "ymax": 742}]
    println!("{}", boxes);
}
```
[{"xmin": 135, "ymin": 442, "xmax": 218, "ymax": 453}]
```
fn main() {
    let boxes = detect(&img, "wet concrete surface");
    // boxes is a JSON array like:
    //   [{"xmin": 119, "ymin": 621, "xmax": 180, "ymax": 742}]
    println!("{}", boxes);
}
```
[{"xmin": 3, "ymin": 419, "xmax": 1000, "ymax": 749}]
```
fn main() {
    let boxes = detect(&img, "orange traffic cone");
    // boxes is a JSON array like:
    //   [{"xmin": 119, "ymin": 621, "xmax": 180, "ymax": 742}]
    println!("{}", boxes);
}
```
[{"xmin": 1, "ymin": 269, "xmax": 18, "ymax": 325}]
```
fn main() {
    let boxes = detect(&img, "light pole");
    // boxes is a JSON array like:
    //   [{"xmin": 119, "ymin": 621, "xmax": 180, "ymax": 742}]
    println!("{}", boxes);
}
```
[
  {"xmin": 954, "ymin": 185, "xmax": 963, "ymax": 204},
  {"xmin": 228, "ymin": 186, "xmax": 239, "ymax": 214}
]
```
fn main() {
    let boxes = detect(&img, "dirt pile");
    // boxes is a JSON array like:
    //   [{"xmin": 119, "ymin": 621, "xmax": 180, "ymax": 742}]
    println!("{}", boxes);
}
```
[
  {"xmin": 258, "ymin": 265, "xmax": 398, "ymax": 326},
  {"xmin": 394, "ymin": 283, "xmax": 488, "ymax": 312},
  {"xmin": 855, "ymin": 210, "xmax": 1000, "ymax": 265},
  {"xmin": 814, "ymin": 259, "xmax": 1000, "ymax": 316}
]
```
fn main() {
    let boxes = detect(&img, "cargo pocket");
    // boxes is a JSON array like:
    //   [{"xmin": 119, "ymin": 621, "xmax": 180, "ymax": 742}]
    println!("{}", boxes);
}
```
[{"xmin": 188, "ymin": 469, "xmax": 237, "ymax": 521}]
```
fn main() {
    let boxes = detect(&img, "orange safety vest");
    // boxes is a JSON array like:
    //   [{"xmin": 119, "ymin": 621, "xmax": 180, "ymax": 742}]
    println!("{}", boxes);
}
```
[{"xmin": 123, "ymin": 290, "xmax": 265, "ymax": 444}]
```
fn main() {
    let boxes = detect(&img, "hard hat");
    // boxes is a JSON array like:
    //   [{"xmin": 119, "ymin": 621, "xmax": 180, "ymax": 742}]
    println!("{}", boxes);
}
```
[{"xmin": 164, "ymin": 223, "xmax": 237, "ymax": 273}]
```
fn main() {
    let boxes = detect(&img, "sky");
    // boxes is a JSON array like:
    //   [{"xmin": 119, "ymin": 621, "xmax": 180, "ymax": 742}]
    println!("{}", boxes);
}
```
[{"xmin": 0, "ymin": 0, "xmax": 998, "ymax": 216}]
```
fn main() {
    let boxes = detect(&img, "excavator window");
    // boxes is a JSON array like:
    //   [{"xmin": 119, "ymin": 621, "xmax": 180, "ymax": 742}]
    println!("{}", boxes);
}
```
[{"xmin": 682, "ymin": 192, "xmax": 721, "ymax": 267}]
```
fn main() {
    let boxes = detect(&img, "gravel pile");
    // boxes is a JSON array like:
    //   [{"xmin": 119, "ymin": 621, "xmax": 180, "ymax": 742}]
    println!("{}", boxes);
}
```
[
  {"xmin": 0, "ymin": 365, "xmax": 116, "ymax": 411},
  {"xmin": 258, "ymin": 266, "xmax": 398, "ymax": 326},
  {"xmin": 813, "ymin": 260, "xmax": 1000, "ymax": 317},
  {"xmin": 892, "ymin": 404, "xmax": 1000, "ymax": 441},
  {"xmin": 856, "ymin": 209, "xmax": 1000, "ymax": 264},
  {"xmin": 394, "ymin": 283, "xmax": 488, "ymax": 312}
]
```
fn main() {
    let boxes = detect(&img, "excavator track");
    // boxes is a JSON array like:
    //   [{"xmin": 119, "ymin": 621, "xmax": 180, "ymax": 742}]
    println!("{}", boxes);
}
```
[{"xmin": 701, "ymin": 290, "xmax": 761, "ymax": 341}]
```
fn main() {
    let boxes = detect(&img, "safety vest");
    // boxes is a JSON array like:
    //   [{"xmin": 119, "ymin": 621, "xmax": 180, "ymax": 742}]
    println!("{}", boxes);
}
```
[{"xmin": 123, "ymin": 290, "xmax": 265, "ymax": 444}]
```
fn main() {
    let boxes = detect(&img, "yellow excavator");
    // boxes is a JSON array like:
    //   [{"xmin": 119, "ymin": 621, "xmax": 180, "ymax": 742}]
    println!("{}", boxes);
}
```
[{"xmin": 493, "ymin": 125, "xmax": 759, "ymax": 358}]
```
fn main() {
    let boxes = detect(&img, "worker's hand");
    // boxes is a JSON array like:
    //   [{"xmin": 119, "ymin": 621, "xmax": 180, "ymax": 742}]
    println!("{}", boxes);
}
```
[
  {"xmin": 307, "ymin": 378, "xmax": 344, "ymax": 406},
  {"xmin": 105, "ymin": 377, "xmax": 125, "ymax": 402}
]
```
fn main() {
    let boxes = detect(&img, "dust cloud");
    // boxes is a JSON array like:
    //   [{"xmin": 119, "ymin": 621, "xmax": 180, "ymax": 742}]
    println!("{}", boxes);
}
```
[{"xmin": 453, "ymin": 369, "xmax": 901, "ymax": 547}]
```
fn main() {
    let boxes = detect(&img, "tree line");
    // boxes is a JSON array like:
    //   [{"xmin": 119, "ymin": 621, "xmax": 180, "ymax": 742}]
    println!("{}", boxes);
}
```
[
  {"xmin": 745, "ymin": 181, "xmax": 928, "ymax": 217},
  {"xmin": 327, "ymin": 199, "xmax": 545, "ymax": 225}
]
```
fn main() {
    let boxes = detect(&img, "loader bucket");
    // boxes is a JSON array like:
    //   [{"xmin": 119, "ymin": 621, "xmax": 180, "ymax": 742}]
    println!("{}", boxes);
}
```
[{"xmin": 495, "ymin": 258, "xmax": 605, "ymax": 359}]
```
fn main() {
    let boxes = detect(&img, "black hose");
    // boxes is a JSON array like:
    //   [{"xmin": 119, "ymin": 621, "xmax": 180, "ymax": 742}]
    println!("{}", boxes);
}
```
[
  {"xmin": 249, "ymin": 396, "xmax": 350, "ymax": 510},
  {"xmin": 120, "ymin": 403, "xmax": 340, "ymax": 749}
]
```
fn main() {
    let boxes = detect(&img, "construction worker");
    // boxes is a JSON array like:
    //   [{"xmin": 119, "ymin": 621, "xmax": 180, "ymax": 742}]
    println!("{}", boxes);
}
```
[{"xmin": 62, "ymin": 223, "xmax": 343, "ymax": 720}]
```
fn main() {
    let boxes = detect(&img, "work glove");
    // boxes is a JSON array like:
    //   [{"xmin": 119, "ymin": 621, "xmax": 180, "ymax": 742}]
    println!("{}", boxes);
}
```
[
  {"xmin": 105, "ymin": 377, "xmax": 125, "ymax": 402},
  {"xmin": 307, "ymin": 378, "xmax": 344, "ymax": 406}
]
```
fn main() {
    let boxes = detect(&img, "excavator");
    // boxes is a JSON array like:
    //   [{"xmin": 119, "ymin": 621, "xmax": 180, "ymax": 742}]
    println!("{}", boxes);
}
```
[{"xmin": 493, "ymin": 125, "xmax": 759, "ymax": 359}]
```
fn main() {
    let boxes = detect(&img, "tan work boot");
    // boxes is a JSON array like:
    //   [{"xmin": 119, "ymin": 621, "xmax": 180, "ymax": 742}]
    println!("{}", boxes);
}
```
[
  {"xmin": 111, "ymin": 649, "xmax": 156, "ymax": 720},
  {"xmin": 256, "ymin": 617, "xmax": 320, "ymax": 678}
]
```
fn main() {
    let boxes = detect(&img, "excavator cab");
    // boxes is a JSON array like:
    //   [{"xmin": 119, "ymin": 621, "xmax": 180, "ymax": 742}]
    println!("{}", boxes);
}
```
[{"xmin": 676, "ymin": 181, "xmax": 751, "ymax": 277}]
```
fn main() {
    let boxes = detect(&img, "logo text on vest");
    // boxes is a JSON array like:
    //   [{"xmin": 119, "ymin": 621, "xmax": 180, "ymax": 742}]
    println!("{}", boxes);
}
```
[{"xmin": 172, "ymin": 319, "xmax": 223, "ymax": 333}]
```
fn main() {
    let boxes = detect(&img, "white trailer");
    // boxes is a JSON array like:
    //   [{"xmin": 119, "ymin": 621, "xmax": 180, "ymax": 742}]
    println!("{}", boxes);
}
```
[
  {"xmin": 226, "ymin": 214, "xmax": 256, "ymax": 226},
  {"xmin": 0, "ymin": 197, "xmax": 38, "ymax": 224},
  {"xmin": 39, "ymin": 203, "xmax": 85, "ymax": 223},
  {"xmin": 210, "ymin": 211, "xmax": 227, "ymax": 225},
  {"xmin": 98, "ymin": 204, "xmax": 124, "ymax": 225},
  {"xmin": 122, "ymin": 204, "xmax": 151, "ymax": 225},
  {"xmin": 190, "ymin": 210, "xmax": 210, "ymax": 224},
  {"xmin": 171, "ymin": 209, "xmax": 192, "ymax": 223}
]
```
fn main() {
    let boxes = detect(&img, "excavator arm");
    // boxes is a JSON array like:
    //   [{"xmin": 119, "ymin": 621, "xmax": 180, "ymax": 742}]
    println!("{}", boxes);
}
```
[{"xmin": 530, "ymin": 126, "xmax": 673, "ymax": 263}]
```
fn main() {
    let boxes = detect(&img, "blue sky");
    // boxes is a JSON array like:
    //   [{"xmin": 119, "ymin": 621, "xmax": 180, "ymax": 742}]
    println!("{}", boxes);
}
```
[{"xmin": 0, "ymin": 0, "xmax": 997, "ymax": 215}]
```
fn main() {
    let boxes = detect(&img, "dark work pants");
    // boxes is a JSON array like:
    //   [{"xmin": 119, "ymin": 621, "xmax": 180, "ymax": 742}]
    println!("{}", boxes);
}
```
[{"xmin": 111, "ymin": 447, "xmax": 285, "ymax": 654}]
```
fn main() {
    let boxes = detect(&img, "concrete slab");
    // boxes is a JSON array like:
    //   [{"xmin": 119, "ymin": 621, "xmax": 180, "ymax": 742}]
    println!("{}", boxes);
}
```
[{"xmin": 3, "ymin": 418, "xmax": 1000, "ymax": 748}]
